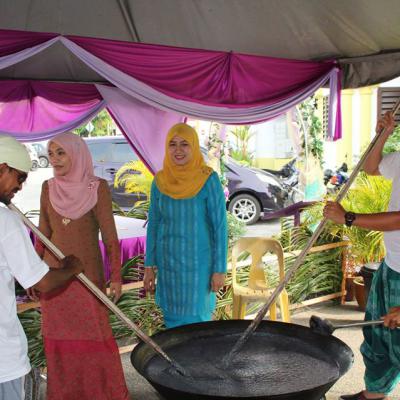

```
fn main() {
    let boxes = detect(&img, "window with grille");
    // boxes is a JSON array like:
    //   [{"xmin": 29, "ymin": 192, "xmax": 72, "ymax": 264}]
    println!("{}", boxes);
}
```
[{"xmin": 377, "ymin": 88, "xmax": 400, "ymax": 124}]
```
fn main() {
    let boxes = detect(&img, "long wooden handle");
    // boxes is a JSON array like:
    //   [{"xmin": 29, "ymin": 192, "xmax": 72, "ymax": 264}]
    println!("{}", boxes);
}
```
[
  {"xmin": 9, "ymin": 203, "xmax": 185, "ymax": 374},
  {"xmin": 224, "ymin": 98, "xmax": 400, "ymax": 364},
  {"xmin": 334, "ymin": 320, "xmax": 385, "ymax": 329}
]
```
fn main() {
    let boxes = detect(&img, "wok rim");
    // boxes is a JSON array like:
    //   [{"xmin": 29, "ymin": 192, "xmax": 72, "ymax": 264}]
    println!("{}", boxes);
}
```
[{"xmin": 131, "ymin": 319, "xmax": 354, "ymax": 399}]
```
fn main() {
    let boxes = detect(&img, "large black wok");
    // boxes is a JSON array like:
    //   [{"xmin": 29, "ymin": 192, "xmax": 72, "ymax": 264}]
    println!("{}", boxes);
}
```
[{"xmin": 131, "ymin": 320, "xmax": 353, "ymax": 400}]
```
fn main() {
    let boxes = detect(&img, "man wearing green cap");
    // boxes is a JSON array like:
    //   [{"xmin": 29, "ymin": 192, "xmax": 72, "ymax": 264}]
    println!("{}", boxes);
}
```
[{"xmin": 0, "ymin": 134, "xmax": 83, "ymax": 400}]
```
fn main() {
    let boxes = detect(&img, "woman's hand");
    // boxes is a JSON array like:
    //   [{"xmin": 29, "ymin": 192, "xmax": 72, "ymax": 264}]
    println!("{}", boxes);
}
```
[
  {"xmin": 109, "ymin": 281, "xmax": 122, "ymax": 303},
  {"xmin": 26, "ymin": 287, "xmax": 40, "ymax": 302},
  {"xmin": 383, "ymin": 306, "xmax": 400, "ymax": 329},
  {"xmin": 144, "ymin": 267, "xmax": 156, "ymax": 294},
  {"xmin": 211, "ymin": 273, "xmax": 226, "ymax": 292},
  {"xmin": 323, "ymin": 201, "xmax": 346, "ymax": 224}
]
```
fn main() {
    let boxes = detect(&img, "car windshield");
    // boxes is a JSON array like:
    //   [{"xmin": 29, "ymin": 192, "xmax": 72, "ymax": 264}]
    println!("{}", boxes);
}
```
[
  {"xmin": 87, "ymin": 140, "xmax": 139, "ymax": 164},
  {"xmin": 111, "ymin": 142, "xmax": 138, "ymax": 163},
  {"xmin": 87, "ymin": 143, "xmax": 111, "ymax": 162}
]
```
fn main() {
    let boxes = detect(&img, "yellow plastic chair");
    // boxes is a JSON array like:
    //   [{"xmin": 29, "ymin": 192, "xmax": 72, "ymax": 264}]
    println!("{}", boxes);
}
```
[{"xmin": 231, "ymin": 237, "xmax": 290, "ymax": 322}]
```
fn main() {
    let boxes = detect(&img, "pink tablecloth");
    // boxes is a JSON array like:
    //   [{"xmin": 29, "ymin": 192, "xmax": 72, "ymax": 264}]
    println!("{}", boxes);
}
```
[
  {"xmin": 99, "ymin": 236, "xmax": 146, "ymax": 281},
  {"xmin": 27, "ymin": 214, "xmax": 147, "ymax": 282}
]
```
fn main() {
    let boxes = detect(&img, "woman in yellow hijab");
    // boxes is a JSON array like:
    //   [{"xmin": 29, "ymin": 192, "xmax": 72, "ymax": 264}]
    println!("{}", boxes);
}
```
[{"xmin": 144, "ymin": 123, "xmax": 228, "ymax": 328}]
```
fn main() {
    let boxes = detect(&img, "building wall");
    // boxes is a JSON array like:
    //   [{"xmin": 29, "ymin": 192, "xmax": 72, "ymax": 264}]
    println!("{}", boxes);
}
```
[
  {"xmin": 252, "ymin": 114, "xmax": 294, "ymax": 169},
  {"xmin": 359, "ymin": 86, "xmax": 375, "ymax": 157},
  {"xmin": 312, "ymin": 86, "xmax": 378, "ymax": 170},
  {"xmin": 251, "ymin": 78, "xmax": 400, "ymax": 171},
  {"xmin": 250, "ymin": 87, "xmax": 376, "ymax": 171},
  {"xmin": 330, "ymin": 85, "xmax": 377, "ymax": 169},
  {"xmin": 193, "ymin": 79, "xmax": 395, "ymax": 171},
  {"xmin": 339, "ymin": 89, "xmax": 354, "ymax": 168}
]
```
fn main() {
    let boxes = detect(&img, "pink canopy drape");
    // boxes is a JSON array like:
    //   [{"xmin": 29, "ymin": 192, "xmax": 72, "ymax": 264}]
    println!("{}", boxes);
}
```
[
  {"xmin": 0, "ymin": 80, "xmax": 104, "ymax": 141},
  {"xmin": 0, "ymin": 28, "xmax": 342, "ymax": 170}
]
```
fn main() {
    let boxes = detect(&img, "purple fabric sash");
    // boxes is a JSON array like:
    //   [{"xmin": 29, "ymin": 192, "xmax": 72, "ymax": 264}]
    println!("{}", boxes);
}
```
[
  {"xmin": 61, "ymin": 37, "xmax": 340, "ymax": 131},
  {"xmin": 67, "ymin": 35, "xmax": 335, "ymax": 107},
  {"xmin": 0, "ymin": 28, "xmax": 342, "ymax": 163},
  {"xmin": 98, "ymin": 85, "xmax": 183, "ymax": 172}
]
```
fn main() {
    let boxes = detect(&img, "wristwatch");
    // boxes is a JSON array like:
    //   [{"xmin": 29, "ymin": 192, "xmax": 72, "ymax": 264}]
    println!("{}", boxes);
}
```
[{"xmin": 344, "ymin": 211, "xmax": 356, "ymax": 227}]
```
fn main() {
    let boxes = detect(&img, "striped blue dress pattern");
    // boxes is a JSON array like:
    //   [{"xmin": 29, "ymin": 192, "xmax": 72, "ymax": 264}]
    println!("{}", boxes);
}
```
[{"xmin": 145, "ymin": 172, "xmax": 228, "ymax": 320}]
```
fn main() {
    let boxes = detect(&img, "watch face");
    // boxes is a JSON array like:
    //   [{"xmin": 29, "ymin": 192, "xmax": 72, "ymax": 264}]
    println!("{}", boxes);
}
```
[{"xmin": 345, "ymin": 212, "xmax": 356, "ymax": 226}]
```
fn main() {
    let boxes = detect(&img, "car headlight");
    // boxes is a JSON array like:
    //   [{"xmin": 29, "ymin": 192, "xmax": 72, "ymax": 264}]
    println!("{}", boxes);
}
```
[{"xmin": 255, "ymin": 172, "xmax": 282, "ymax": 188}]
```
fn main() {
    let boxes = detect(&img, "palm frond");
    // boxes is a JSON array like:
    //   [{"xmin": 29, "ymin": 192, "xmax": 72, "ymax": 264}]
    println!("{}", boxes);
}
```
[
  {"xmin": 341, "ymin": 172, "xmax": 390, "ymax": 264},
  {"xmin": 114, "ymin": 160, "xmax": 154, "ymax": 197}
]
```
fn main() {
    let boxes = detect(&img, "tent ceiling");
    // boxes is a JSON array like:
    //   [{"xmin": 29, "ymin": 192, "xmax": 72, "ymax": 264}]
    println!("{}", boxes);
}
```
[
  {"xmin": 0, "ymin": 41, "xmax": 105, "ymax": 82},
  {"xmin": 1, "ymin": 0, "xmax": 400, "ymax": 88}
]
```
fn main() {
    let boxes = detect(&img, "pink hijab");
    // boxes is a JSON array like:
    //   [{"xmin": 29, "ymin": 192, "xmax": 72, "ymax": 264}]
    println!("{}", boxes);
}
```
[{"xmin": 48, "ymin": 132, "xmax": 100, "ymax": 220}]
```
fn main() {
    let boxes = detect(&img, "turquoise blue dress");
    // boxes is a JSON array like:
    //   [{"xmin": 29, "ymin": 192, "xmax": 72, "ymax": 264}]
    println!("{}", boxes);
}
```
[{"xmin": 145, "ymin": 172, "xmax": 228, "ymax": 328}]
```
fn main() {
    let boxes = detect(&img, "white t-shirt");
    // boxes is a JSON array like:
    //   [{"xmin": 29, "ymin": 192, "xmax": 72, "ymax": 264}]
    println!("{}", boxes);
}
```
[
  {"xmin": 379, "ymin": 152, "xmax": 400, "ymax": 272},
  {"xmin": 0, "ymin": 206, "xmax": 49, "ymax": 383}
]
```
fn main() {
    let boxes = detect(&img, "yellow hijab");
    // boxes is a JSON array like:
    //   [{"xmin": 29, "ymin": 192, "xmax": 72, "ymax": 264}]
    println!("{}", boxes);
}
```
[{"xmin": 155, "ymin": 123, "xmax": 213, "ymax": 199}]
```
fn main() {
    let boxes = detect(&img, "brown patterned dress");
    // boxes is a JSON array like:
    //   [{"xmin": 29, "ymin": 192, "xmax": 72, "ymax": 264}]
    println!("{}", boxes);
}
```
[{"xmin": 36, "ymin": 179, "xmax": 129, "ymax": 400}]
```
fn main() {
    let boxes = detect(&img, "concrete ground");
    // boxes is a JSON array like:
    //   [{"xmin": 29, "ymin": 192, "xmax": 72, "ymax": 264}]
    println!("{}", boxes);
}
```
[
  {"xmin": 293, "ymin": 301, "xmax": 400, "ymax": 400},
  {"xmin": 37, "ymin": 300, "xmax": 400, "ymax": 400}
]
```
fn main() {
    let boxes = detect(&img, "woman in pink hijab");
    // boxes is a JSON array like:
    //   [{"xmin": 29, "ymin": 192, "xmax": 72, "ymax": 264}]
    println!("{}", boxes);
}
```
[{"xmin": 32, "ymin": 132, "xmax": 129, "ymax": 400}]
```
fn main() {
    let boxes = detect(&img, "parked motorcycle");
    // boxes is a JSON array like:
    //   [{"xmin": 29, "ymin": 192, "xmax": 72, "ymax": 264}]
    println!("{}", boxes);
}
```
[
  {"xmin": 324, "ymin": 163, "xmax": 349, "ymax": 193},
  {"xmin": 263, "ymin": 158, "xmax": 304, "ymax": 203},
  {"xmin": 263, "ymin": 158, "xmax": 297, "ymax": 179}
]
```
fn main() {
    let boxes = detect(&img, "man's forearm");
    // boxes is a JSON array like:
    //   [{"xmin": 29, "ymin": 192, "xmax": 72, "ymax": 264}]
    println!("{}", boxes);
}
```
[
  {"xmin": 362, "ymin": 133, "xmax": 387, "ymax": 175},
  {"xmin": 352, "ymin": 212, "xmax": 400, "ymax": 231},
  {"xmin": 33, "ymin": 255, "xmax": 82, "ymax": 293},
  {"xmin": 33, "ymin": 268, "xmax": 77, "ymax": 293}
]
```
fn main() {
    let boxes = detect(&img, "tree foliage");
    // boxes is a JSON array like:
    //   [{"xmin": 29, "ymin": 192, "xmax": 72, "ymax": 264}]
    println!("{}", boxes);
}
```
[
  {"xmin": 75, "ymin": 110, "xmax": 115, "ymax": 137},
  {"xmin": 383, "ymin": 125, "xmax": 400, "ymax": 155},
  {"xmin": 114, "ymin": 160, "xmax": 153, "ymax": 198},
  {"xmin": 229, "ymin": 125, "xmax": 254, "ymax": 165},
  {"xmin": 298, "ymin": 97, "xmax": 324, "ymax": 165}
]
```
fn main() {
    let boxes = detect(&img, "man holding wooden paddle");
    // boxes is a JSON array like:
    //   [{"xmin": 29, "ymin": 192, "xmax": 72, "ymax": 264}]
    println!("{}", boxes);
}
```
[
  {"xmin": 324, "ymin": 112, "xmax": 399, "ymax": 400},
  {"xmin": 0, "ymin": 134, "xmax": 83, "ymax": 400}
]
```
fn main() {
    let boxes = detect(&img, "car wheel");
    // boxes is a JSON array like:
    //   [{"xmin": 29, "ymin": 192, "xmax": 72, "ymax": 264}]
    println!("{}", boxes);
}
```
[
  {"xmin": 30, "ymin": 160, "xmax": 38, "ymax": 171},
  {"xmin": 39, "ymin": 156, "xmax": 49, "ymax": 168},
  {"xmin": 228, "ymin": 194, "xmax": 261, "ymax": 225}
]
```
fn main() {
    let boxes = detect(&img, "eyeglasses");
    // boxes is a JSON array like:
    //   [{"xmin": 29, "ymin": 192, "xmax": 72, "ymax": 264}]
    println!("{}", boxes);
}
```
[{"xmin": 8, "ymin": 167, "xmax": 28, "ymax": 185}]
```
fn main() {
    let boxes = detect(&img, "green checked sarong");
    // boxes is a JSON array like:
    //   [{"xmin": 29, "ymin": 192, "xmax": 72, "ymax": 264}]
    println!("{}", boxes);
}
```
[{"xmin": 361, "ymin": 260, "xmax": 400, "ymax": 394}]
